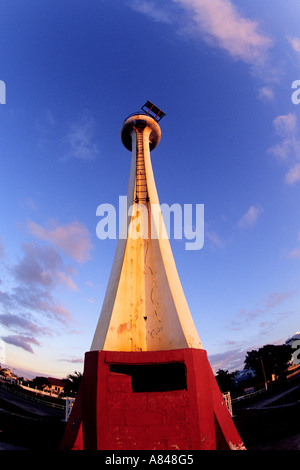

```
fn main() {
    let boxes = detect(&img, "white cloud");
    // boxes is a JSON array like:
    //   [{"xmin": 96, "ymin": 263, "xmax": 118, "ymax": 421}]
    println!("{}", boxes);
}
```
[
  {"xmin": 209, "ymin": 347, "xmax": 245, "ymax": 373},
  {"xmin": 64, "ymin": 115, "xmax": 100, "ymax": 161},
  {"xmin": 238, "ymin": 205, "xmax": 263, "ymax": 229},
  {"xmin": 268, "ymin": 113, "xmax": 300, "ymax": 184},
  {"xmin": 129, "ymin": 0, "xmax": 173, "ymax": 23}
]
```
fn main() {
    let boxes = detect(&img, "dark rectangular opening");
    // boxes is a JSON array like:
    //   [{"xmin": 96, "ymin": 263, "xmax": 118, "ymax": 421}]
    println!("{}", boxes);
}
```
[{"xmin": 109, "ymin": 362, "xmax": 187, "ymax": 392}]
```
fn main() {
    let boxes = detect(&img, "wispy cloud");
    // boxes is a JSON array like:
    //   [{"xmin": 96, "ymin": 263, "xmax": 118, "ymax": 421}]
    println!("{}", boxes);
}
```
[
  {"xmin": 19, "ymin": 197, "xmax": 38, "ymax": 212},
  {"xmin": 0, "ymin": 239, "xmax": 77, "ymax": 353},
  {"xmin": 205, "ymin": 230, "xmax": 225, "ymax": 249},
  {"xmin": 238, "ymin": 205, "xmax": 263, "ymax": 229},
  {"xmin": 0, "ymin": 312, "xmax": 44, "ymax": 335},
  {"xmin": 0, "ymin": 235, "xmax": 5, "ymax": 258},
  {"xmin": 13, "ymin": 242, "xmax": 78, "ymax": 291},
  {"xmin": 35, "ymin": 110, "xmax": 56, "ymax": 150},
  {"xmin": 1, "ymin": 335, "xmax": 40, "ymax": 354},
  {"xmin": 28, "ymin": 220, "xmax": 92, "ymax": 263},
  {"xmin": 0, "ymin": 217, "xmax": 93, "ymax": 354},
  {"xmin": 288, "ymin": 232, "xmax": 300, "ymax": 259},
  {"xmin": 129, "ymin": 0, "xmax": 173, "ymax": 23},
  {"xmin": 209, "ymin": 347, "xmax": 246, "ymax": 373},
  {"xmin": 228, "ymin": 290, "xmax": 296, "ymax": 333},
  {"xmin": 285, "ymin": 163, "xmax": 300, "ymax": 185},
  {"xmin": 287, "ymin": 36, "xmax": 300, "ymax": 55},
  {"xmin": 258, "ymin": 86, "xmax": 274, "ymax": 102},
  {"xmin": 268, "ymin": 113, "xmax": 300, "ymax": 185},
  {"xmin": 175, "ymin": 0, "xmax": 272, "ymax": 64},
  {"xmin": 63, "ymin": 114, "xmax": 100, "ymax": 161},
  {"xmin": 0, "ymin": 283, "xmax": 73, "ymax": 325},
  {"xmin": 59, "ymin": 355, "xmax": 84, "ymax": 364},
  {"xmin": 129, "ymin": 0, "xmax": 273, "ymax": 65}
]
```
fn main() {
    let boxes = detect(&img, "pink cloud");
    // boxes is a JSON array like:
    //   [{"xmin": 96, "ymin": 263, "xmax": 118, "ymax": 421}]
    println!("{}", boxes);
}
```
[
  {"xmin": 287, "ymin": 36, "xmax": 300, "ymax": 55},
  {"xmin": 258, "ymin": 86, "xmax": 274, "ymax": 101},
  {"xmin": 288, "ymin": 232, "xmax": 300, "ymax": 259},
  {"xmin": 130, "ymin": 0, "xmax": 272, "ymax": 64},
  {"xmin": 238, "ymin": 205, "xmax": 263, "ymax": 229},
  {"xmin": 28, "ymin": 220, "xmax": 92, "ymax": 263},
  {"xmin": 264, "ymin": 291, "xmax": 295, "ymax": 309},
  {"xmin": 273, "ymin": 113, "xmax": 297, "ymax": 137},
  {"xmin": 285, "ymin": 163, "xmax": 300, "ymax": 185},
  {"xmin": 173, "ymin": 0, "xmax": 272, "ymax": 63},
  {"xmin": 289, "ymin": 248, "xmax": 300, "ymax": 259}
]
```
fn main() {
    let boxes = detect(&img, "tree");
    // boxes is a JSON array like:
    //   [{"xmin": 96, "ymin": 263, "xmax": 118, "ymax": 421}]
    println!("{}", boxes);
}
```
[
  {"xmin": 244, "ymin": 344, "xmax": 292, "ymax": 383},
  {"xmin": 63, "ymin": 371, "xmax": 82, "ymax": 396},
  {"xmin": 215, "ymin": 369, "xmax": 236, "ymax": 393},
  {"xmin": 31, "ymin": 376, "xmax": 50, "ymax": 390}
]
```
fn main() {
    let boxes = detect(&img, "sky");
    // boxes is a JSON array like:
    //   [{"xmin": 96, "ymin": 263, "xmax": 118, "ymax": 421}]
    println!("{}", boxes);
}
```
[{"xmin": 0, "ymin": 0, "xmax": 299, "ymax": 379}]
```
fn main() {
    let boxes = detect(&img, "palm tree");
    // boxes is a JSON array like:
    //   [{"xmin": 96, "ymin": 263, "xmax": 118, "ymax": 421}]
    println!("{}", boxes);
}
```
[{"xmin": 63, "ymin": 371, "xmax": 82, "ymax": 396}]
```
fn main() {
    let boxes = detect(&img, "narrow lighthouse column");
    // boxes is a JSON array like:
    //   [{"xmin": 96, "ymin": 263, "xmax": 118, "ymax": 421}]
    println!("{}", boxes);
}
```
[
  {"xmin": 90, "ymin": 113, "xmax": 203, "ymax": 352},
  {"xmin": 60, "ymin": 103, "xmax": 246, "ymax": 451}
]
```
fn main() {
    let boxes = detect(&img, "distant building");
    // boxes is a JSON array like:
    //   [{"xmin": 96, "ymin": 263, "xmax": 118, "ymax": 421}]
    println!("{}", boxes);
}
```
[
  {"xmin": 0, "ymin": 367, "xmax": 18, "ymax": 382},
  {"xmin": 233, "ymin": 369, "xmax": 256, "ymax": 383},
  {"xmin": 43, "ymin": 377, "xmax": 65, "ymax": 395},
  {"xmin": 285, "ymin": 332, "xmax": 300, "ymax": 347},
  {"xmin": 286, "ymin": 332, "xmax": 300, "ymax": 366}
]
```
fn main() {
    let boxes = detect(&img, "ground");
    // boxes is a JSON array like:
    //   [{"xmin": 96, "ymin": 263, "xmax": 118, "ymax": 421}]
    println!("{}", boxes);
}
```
[{"xmin": 0, "ymin": 375, "xmax": 300, "ymax": 451}]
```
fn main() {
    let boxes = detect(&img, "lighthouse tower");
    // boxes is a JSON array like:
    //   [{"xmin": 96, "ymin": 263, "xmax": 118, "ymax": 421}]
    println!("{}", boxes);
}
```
[{"xmin": 60, "ymin": 102, "xmax": 245, "ymax": 450}]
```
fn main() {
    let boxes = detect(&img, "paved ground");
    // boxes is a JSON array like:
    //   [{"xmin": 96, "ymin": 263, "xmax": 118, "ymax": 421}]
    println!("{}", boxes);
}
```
[
  {"xmin": 250, "ymin": 433, "xmax": 300, "ymax": 451},
  {"xmin": 0, "ymin": 441, "xmax": 28, "ymax": 450},
  {"xmin": 0, "ymin": 387, "xmax": 64, "ymax": 417},
  {"xmin": 243, "ymin": 382, "xmax": 300, "ymax": 410},
  {"xmin": 0, "ymin": 385, "xmax": 66, "ymax": 450},
  {"xmin": 233, "ymin": 378, "xmax": 300, "ymax": 450},
  {"xmin": 1, "ymin": 380, "xmax": 299, "ymax": 451}
]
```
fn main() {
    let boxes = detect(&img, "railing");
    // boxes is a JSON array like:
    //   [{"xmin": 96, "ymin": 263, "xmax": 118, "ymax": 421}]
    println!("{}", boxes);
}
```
[
  {"xmin": 231, "ymin": 387, "xmax": 267, "ymax": 403},
  {"xmin": 18, "ymin": 383, "xmax": 64, "ymax": 399},
  {"xmin": 123, "ymin": 110, "xmax": 149, "ymax": 122},
  {"xmin": 222, "ymin": 392, "xmax": 233, "ymax": 416},
  {"xmin": 0, "ymin": 383, "xmax": 66, "ymax": 411},
  {"xmin": 65, "ymin": 397, "xmax": 75, "ymax": 421}
]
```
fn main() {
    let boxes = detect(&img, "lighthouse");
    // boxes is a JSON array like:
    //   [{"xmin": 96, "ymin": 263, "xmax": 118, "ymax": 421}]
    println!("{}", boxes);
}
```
[{"xmin": 60, "ymin": 102, "xmax": 245, "ymax": 450}]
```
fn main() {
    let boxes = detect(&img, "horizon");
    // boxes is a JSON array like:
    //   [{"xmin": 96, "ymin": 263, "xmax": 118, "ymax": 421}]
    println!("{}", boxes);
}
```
[{"xmin": 1, "ymin": 330, "xmax": 297, "ymax": 380}]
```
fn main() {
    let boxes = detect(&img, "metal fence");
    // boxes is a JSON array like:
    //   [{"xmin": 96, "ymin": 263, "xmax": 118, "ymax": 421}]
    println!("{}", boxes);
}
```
[{"xmin": 1, "ymin": 383, "xmax": 66, "ymax": 411}]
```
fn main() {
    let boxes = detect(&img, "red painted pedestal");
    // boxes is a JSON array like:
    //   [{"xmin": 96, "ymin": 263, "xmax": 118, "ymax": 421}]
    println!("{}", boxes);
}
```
[{"xmin": 60, "ymin": 348, "xmax": 245, "ymax": 450}]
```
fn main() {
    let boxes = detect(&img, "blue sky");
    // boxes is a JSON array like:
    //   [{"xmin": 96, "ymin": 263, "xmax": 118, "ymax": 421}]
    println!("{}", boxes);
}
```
[{"xmin": 0, "ymin": 0, "xmax": 299, "ymax": 379}]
